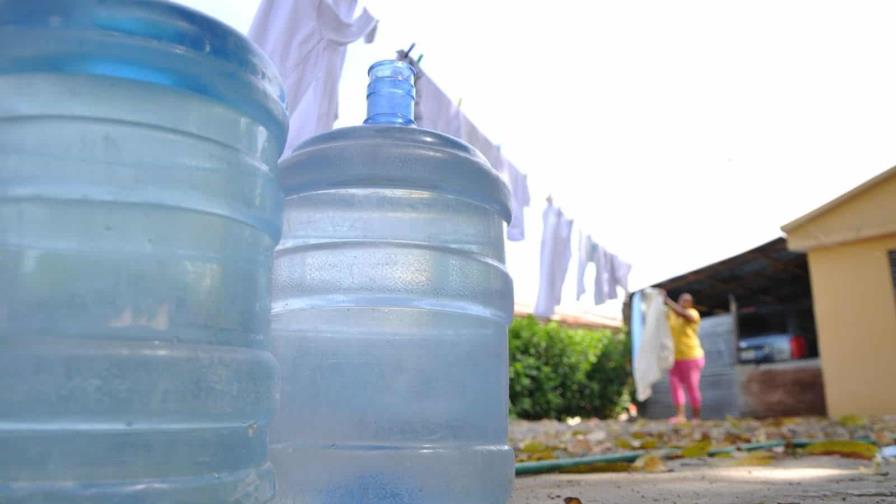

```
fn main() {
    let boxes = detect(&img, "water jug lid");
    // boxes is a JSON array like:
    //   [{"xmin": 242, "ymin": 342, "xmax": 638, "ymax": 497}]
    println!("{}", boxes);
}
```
[{"xmin": 0, "ymin": 0, "xmax": 287, "ymax": 146}]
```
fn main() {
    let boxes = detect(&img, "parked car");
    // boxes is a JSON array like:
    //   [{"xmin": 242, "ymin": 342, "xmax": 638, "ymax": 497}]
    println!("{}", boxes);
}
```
[{"xmin": 738, "ymin": 333, "xmax": 808, "ymax": 363}]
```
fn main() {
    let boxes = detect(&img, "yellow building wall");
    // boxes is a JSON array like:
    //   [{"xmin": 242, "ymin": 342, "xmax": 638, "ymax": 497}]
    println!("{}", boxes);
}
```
[{"xmin": 806, "ymin": 234, "xmax": 896, "ymax": 417}]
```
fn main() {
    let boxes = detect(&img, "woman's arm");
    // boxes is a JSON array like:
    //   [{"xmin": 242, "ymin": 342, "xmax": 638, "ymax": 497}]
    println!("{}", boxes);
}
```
[{"xmin": 664, "ymin": 296, "xmax": 698, "ymax": 323}]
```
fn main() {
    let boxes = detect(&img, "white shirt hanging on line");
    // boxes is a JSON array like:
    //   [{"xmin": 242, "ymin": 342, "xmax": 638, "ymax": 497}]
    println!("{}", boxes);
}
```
[
  {"xmin": 458, "ymin": 113, "xmax": 502, "ymax": 173},
  {"xmin": 576, "ymin": 233, "xmax": 601, "ymax": 301},
  {"xmin": 459, "ymin": 126, "xmax": 531, "ymax": 242},
  {"xmin": 249, "ymin": 0, "xmax": 377, "ymax": 157},
  {"xmin": 607, "ymin": 252, "xmax": 632, "ymax": 300},
  {"xmin": 499, "ymin": 158, "xmax": 530, "ymax": 242},
  {"xmin": 415, "ymin": 73, "xmax": 463, "ymax": 138},
  {"xmin": 534, "ymin": 202, "xmax": 573, "ymax": 317},
  {"xmin": 416, "ymin": 75, "xmax": 531, "ymax": 241},
  {"xmin": 634, "ymin": 287, "xmax": 675, "ymax": 402},
  {"xmin": 576, "ymin": 233, "xmax": 632, "ymax": 305}
]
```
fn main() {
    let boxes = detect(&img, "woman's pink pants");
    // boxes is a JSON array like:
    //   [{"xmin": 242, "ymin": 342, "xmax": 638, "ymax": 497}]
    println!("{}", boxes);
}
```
[{"xmin": 669, "ymin": 357, "xmax": 705, "ymax": 409}]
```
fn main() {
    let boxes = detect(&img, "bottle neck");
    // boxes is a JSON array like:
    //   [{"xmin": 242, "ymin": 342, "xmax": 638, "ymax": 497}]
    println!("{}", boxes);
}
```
[{"xmin": 364, "ymin": 60, "xmax": 416, "ymax": 126}]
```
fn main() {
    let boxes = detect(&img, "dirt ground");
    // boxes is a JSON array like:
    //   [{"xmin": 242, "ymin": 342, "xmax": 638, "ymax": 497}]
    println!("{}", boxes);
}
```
[{"xmin": 512, "ymin": 456, "xmax": 896, "ymax": 504}]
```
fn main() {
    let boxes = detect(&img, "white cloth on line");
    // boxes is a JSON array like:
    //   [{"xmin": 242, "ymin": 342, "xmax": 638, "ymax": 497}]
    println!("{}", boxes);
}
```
[
  {"xmin": 459, "ymin": 114, "xmax": 502, "ymax": 171},
  {"xmin": 634, "ymin": 287, "xmax": 676, "ymax": 402},
  {"xmin": 576, "ymin": 233, "xmax": 598, "ymax": 301},
  {"xmin": 415, "ymin": 73, "xmax": 463, "ymax": 138},
  {"xmin": 500, "ymin": 158, "xmax": 530, "ymax": 241},
  {"xmin": 249, "ymin": 0, "xmax": 377, "ymax": 157},
  {"xmin": 416, "ymin": 74, "xmax": 531, "ymax": 241},
  {"xmin": 534, "ymin": 203, "xmax": 573, "ymax": 317},
  {"xmin": 576, "ymin": 233, "xmax": 631, "ymax": 305},
  {"xmin": 607, "ymin": 253, "xmax": 632, "ymax": 300}
]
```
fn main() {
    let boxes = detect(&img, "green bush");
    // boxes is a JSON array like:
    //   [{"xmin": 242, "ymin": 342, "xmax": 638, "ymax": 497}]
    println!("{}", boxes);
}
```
[{"xmin": 509, "ymin": 316, "xmax": 632, "ymax": 420}]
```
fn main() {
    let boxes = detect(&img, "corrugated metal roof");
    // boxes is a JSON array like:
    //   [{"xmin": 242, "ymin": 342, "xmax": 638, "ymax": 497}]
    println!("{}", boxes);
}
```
[{"xmin": 651, "ymin": 237, "xmax": 811, "ymax": 314}]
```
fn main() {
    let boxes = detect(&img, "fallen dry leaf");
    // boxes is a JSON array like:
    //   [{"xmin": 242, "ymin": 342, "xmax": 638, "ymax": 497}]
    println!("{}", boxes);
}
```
[
  {"xmin": 563, "ymin": 497, "xmax": 583, "ymax": 504},
  {"xmin": 838, "ymin": 414, "xmax": 867, "ymax": 428},
  {"xmin": 681, "ymin": 439, "xmax": 712, "ymax": 458},
  {"xmin": 516, "ymin": 440, "xmax": 563, "ymax": 462},
  {"xmin": 803, "ymin": 440, "xmax": 878, "ymax": 460},
  {"xmin": 731, "ymin": 450, "xmax": 776, "ymax": 467},
  {"xmin": 632, "ymin": 454, "xmax": 670, "ymax": 473},
  {"xmin": 519, "ymin": 440, "xmax": 552, "ymax": 453},
  {"xmin": 565, "ymin": 437, "xmax": 593, "ymax": 456},
  {"xmin": 872, "ymin": 430, "xmax": 894, "ymax": 446}
]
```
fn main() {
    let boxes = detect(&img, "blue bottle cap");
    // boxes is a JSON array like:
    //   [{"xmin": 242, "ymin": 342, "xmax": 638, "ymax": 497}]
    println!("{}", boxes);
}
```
[{"xmin": 364, "ymin": 59, "xmax": 416, "ymax": 126}]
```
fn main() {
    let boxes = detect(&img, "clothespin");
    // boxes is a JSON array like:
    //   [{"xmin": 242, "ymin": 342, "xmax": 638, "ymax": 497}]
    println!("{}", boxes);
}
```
[
  {"xmin": 546, "ymin": 194, "xmax": 553, "ymax": 205},
  {"xmin": 396, "ymin": 43, "xmax": 423, "ymax": 73},
  {"xmin": 457, "ymin": 97, "xmax": 463, "ymax": 109},
  {"xmin": 395, "ymin": 42, "xmax": 416, "ymax": 63}
]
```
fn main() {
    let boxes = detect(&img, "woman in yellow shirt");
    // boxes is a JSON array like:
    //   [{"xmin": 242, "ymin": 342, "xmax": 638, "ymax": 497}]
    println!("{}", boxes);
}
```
[{"xmin": 664, "ymin": 292, "xmax": 704, "ymax": 423}]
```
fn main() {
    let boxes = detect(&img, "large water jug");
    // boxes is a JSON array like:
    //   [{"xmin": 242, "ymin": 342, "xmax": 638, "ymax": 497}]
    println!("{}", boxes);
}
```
[
  {"xmin": 271, "ymin": 60, "xmax": 514, "ymax": 503},
  {"xmin": 0, "ymin": 2, "xmax": 287, "ymax": 502}
]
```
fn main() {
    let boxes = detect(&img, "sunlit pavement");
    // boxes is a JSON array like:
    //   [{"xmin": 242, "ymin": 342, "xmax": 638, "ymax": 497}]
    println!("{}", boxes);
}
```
[{"xmin": 512, "ymin": 456, "xmax": 895, "ymax": 504}]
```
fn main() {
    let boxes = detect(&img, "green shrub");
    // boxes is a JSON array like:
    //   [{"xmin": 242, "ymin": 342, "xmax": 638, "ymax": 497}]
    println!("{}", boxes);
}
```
[{"xmin": 509, "ymin": 316, "xmax": 632, "ymax": 420}]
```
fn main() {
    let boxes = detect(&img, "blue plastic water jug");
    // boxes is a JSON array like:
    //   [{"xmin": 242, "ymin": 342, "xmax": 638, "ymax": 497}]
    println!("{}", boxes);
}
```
[
  {"xmin": 0, "ymin": 1, "xmax": 287, "ymax": 502},
  {"xmin": 271, "ymin": 60, "xmax": 515, "ymax": 503}
]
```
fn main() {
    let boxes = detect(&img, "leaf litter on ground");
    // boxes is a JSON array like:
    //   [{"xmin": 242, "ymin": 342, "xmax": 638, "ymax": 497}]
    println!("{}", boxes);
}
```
[{"xmin": 510, "ymin": 415, "xmax": 895, "ymax": 464}]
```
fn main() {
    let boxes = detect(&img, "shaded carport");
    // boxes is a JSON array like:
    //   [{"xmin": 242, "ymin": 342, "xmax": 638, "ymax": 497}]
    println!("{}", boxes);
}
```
[
  {"xmin": 633, "ymin": 237, "xmax": 824, "ymax": 418},
  {"xmin": 654, "ymin": 237, "xmax": 816, "ymax": 351}
]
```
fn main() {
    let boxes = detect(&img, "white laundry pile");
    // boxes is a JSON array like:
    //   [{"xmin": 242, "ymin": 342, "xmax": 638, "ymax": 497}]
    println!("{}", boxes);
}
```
[
  {"xmin": 576, "ymin": 233, "xmax": 632, "ymax": 305},
  {"xmin": 415, "ymin": 72, "xmax": 531, "ymax": 241},
  {"xmin": 634, "ymin": 287, "xmax": 675, "ymax": 402},
  {"xmin": 533, "ymin": 202, "xmax": 573, "ymax": 317},
  {"xmin": 249, "ymin": 0, "xmax": 377, "ymax": 156}
]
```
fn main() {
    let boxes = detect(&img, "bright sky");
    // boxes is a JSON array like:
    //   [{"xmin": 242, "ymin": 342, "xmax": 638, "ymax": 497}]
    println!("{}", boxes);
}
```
[{"xmin": 179, "ymin": 0, "xmax": 896, "ymax": 319}]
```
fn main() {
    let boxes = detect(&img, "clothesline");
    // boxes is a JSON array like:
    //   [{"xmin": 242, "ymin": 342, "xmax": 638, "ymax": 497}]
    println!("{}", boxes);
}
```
[
  {"xmin": 408, "ymin": 57, "xmax": 531, "ymax": 242},
  {"xmin": 247, "ymin": 0, "xmax": 630, "ymax": 318},
  {"xmin": 404, "ymin": 51, "xmax": 631, "ymax": 318},
  {"xmin": 532, "ymin": 200, "xmax": 632, "ymax": 318}
]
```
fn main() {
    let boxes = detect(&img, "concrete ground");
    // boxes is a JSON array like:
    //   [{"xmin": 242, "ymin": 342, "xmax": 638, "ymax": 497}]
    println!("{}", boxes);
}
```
[{"xmin": 512, "ymin": 456, "xmax": 895, "ymax": 504}]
